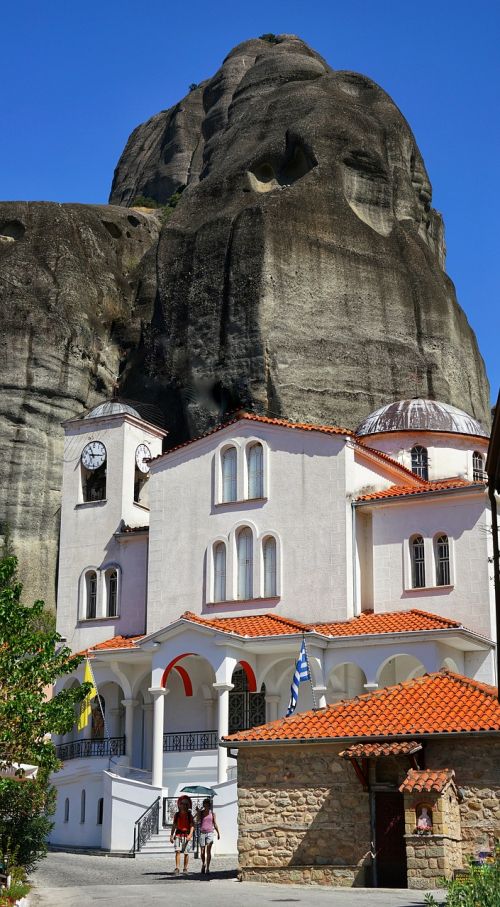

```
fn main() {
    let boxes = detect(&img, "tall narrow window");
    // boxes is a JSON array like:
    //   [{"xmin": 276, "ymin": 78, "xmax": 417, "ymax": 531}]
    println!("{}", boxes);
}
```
[
  {"xmin": 472, "ymin": 451, "xmax": 484, "ymax": 482},
  {"xmin": 436, "ymin": 535, "xmax": 450, "ymax": 586},
  {"xmin": 80, "ymin": 789, "xmax": 86, "ymax": 824},
  {"xmin": 237, "ymin": 528, "xmax": 253, "ymax": 600},
  {"xmin": 411, "ymin": 446, "xmax": 428, "ymax": 480},
  {"xmin": 97, "ymin": 797, "xmax": 104, "ymax": 825},
  {"xmin": 411, "ymin": 536, "xmax": 426, "ymax": 588},
  {"xmin": 86, "ymin": 571, "xmax": 97, "ymax": 619},
  {"xmin": 263, "ymin": 536, "xmax": 277, "ymax": 597},
  {"xmin": 64, "ymin": 798, "xmax": 70, "ymax": 823},
  {"xmin": 213, "ymin": 542, "xmax": 227, "ymax": 602},
  {"xmin": 247, "ymin": 443, "xmax": 264, "ymax": 499},
  {"xmin": 107, "ymin": 570, "xmax": 118, "ymax": 617},
  {"xmin": 222, "ymin": 447, "xmax": 237, "ymax": 502}
]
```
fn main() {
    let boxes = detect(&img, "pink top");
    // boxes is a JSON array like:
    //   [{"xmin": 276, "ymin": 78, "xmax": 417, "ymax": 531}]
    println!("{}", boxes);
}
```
[{"xmin": 200, "ymin": 810, "xmax": 214, "ymax": 833}]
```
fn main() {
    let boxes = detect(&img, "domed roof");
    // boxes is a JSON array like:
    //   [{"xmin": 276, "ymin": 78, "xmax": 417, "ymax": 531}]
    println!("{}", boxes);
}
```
[
  {"xmin": 84, "ymin": 401, "xmax": 142, "ymax": 420},
  {"xmin": 355, "ymin": 398, "xmax": 488, "ymax": 439}
]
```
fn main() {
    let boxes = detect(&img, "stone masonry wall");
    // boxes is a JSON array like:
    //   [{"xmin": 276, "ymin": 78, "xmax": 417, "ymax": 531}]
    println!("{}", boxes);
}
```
[
  {"xmin": 237, "ymin": 744, "xmax": 371, "ymax": 886},
  {"xmin": 426, "ymin": 737, "xmax": 500, "ymax": 859},
  {"xmin": 403, "ymin": 788, "xmax": 463, "ymax": 889}
]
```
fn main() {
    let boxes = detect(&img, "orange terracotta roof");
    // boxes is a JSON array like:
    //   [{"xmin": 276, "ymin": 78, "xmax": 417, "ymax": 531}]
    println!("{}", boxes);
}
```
[
  {"xmin": 356, "ymin": 478, "xmax": 481, "ymax": 502},
  {"xmin": 181, "ymin": 611, "xmax": 307, "ymax": 636},
  {"xmin": 339, "ymin": 741, "xmax": 422, "ymax": 759},
  {"xmin": 310, "ymin": 609, "xmax": 462, "ymax": 636},
  {"xmin": 150, "ymin": 412, "xmax": 353, "ymax": 461},
  {"xmin": 222, "ymin": 671, "xmax": 500, "ymax": 744},
  {"xmin": 356, "ymin": 443, "xmax": 427, "ymax": 484},
  {"xmin": 400, "ymin": 768, "xmax": 455, "ymax": 794},
  {"xmin": 80, "ymin": 635, "xmax": 144, "ymax": 656}
]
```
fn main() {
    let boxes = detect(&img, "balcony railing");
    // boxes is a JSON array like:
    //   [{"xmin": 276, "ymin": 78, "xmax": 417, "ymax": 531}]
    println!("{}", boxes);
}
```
[
  {"xmin": 163, "ymin": 730, "xmax": 218, "ymax": 752},
  {"xmin": 55, "ymin": 736, "xmax": 125, "ymax": 761}
]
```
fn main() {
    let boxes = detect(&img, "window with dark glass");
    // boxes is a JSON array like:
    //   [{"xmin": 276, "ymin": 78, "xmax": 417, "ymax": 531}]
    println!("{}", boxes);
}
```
[
  {"xmin": 107, "ymin": 570, "xmax": 118, "ymax": 617},
  {"xmin": 411, "ymin": 536, "xmax": 426, "ymax": 588},
  {"xmin": 247, "ymin": 443, "xmax": 264, "ymax": 498},
  {"xmin": 237, "ymin": 528, "xmax": 253, "ymax": 599},
  {"xmin": 64, "ymin": 797, "xmax": 70, "ymax": 823},
  {"xmin": 86, "ymin": 571, "xmax": 97, "ymax": 619},
  {"xmin": 436, "ymin": 535, "xmax": 450, "ymax": 586},
  {"xmin": 221, "ymin": 447, "xmax": 237, "ymax": 502},
  {"xmin": 263, "ymin": 536, "xmax": 277, "ymax": 597},
  {"xmin": 228, "ymin": 667, "xmax": 266, "ymax": 734},
  {"xmin": 472, "ymin": 451, "xmax": 484, "ymax": 482},
  {"xmin": 213, "ymin": 542, "xmax": 227, "ymax": 602},
  {"xmin": 97, "ymin": 797, "xmax": 104, "ymax": 825},
  {"xmin": 80, "ymin": 789, "xmax": 86, "ymax": 824},
  {"xmin": 411, "ymin": 446, "xmax": 428, "ymax": 480}
]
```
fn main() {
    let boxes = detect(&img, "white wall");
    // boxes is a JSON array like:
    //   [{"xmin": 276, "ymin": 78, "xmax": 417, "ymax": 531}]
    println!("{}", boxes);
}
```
[
  {"xmin": 50, "ymin": 764, "xmax": 105, "ymax": 848},
  {"xmin": 364, "ymin": 430, "xmax": 489, "ymax": 482}
]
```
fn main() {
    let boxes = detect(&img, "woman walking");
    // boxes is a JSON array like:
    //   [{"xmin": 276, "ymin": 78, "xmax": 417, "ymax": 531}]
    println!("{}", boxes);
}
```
[
  {"xmin": 170, "ymin": 795, "xmax": 194, "ymax": 875},
  {"xmin": 198, "ymin": 797, "xmax": 220, "ymax": 876}
]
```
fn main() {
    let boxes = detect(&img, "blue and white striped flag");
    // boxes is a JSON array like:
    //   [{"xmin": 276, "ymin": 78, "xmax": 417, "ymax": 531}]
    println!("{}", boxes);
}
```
[{"xmin": 286, "ymin": 638, "xmax": 311, "ymax": 716}]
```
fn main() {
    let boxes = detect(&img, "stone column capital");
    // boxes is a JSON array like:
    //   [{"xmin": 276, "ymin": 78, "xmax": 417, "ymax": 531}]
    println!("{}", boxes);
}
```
[
  {"xmin": 264, "ymin": 693, "xmax": 281, "ymax": 703},
  {"xmin": 213, "ymin": 682, "xmax": 234, "ymax": 693},
  {"xmin": 121, "ymin": 698, "xmax": 138, "ymax": 708},
  {"xmin": 148, "ymin": 686, "xmax": 169, "ymax": 697}
]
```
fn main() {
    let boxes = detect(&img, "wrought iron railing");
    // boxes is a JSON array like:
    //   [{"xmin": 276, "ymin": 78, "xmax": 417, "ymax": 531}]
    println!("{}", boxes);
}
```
[
  {"xmin": 162, "ymin": 730, "xmax": 218, "ymax": 752},
  {"xmin": 55, "ymin": 736, "xmax": 125, "ymax": 761},
  {"xmin": 133, "ymin": 796, "xmax": 160, "ymax": 853}
]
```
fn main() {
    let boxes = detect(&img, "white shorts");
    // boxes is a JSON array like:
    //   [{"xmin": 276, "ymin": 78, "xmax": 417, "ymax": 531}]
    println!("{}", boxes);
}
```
[
  {"xmin": 173, "ymin": 835, "xmax": 192, "ymax": 853},
  {"xmin": 199, "ymin": 831, "xmax": 214, "ymax": 847}
]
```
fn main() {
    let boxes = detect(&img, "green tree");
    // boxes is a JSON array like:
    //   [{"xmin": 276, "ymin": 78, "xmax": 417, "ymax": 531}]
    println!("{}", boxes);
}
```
[{"xmin": 0, "ymin": 556, "xmax": 89, "ymax": 870}]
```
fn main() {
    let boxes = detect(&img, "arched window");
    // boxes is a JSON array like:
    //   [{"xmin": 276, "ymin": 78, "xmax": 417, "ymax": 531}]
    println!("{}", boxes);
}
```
[
  {"xmin": 221, "ymin": 447, "xmax": 237, "ymax": 502},
  {"xmin": 435, "ymin": 534, "xmax": 450, "ymax": 586},
  {"xmin": 411, "ymin": 536, "xmax": 426, "ymax": 588},
  {"xmin": 97, "ymin": 797, "xmax": 104, "ymax": 825},
  {"xmin": 64, "ymin": 797, "xmax": 70, "ymax": 823},
  {"xmin": 472, "ymin": 451, "xmax": 484, "ymax": 482},
  {"xmin": 263, "ymin": 536, "xmax": 277, "ymax": 597},
  {"xmin": 237, "ymin": 528, "xmax": 253, "ymax": 599},
  {"xmin": 106, "ymin": 569, "xmax": 118, "ymax": 617},
  {"xmin": 247, "ymin": 443, "xmax": 264, "ymax": 498},
  {"xmin": 213, "ymin": 542, "xmax": 227, "ymax": 602},
  {"xmin": 80, "ymin": 789, "xmax": 86, "ymax": 824},
  {"xmin": 86, "ymin": 571, "xmax": 97, "ymax": 619},
  {"xmin": 411, "ymin": 446, "xmax": 428, "ymax": 480}
]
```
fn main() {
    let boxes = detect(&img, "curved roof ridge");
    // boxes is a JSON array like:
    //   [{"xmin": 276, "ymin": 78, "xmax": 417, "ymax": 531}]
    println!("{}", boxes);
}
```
[{"xmin": 355, "ymin": 398, "xmax": 488, "ymax": 439}]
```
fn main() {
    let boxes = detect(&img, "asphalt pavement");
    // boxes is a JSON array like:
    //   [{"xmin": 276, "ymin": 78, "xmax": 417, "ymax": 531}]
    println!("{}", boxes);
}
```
[{"xmin": 30, "ymin": 851, "xmax": 445, "ymax": 906}]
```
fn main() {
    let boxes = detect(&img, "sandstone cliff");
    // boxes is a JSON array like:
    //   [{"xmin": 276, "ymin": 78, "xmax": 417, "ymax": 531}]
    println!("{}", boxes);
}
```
[{"xmin": 0, "ymin": 34, "xmax": 490, "ymax": 605}]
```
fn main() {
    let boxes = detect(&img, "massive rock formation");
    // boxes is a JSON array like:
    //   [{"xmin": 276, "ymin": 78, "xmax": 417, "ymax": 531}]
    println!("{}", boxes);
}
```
[
  {"xmin": 0, "ymin": 203, "xmax": 159, "ymax": 606},
  {"xmin": 0, "ymin": 34, "xmax": 490, "ymax": 604},
  {"xmin": 111, "ymin": 35, "xmax": 489, "ymax": 439}
]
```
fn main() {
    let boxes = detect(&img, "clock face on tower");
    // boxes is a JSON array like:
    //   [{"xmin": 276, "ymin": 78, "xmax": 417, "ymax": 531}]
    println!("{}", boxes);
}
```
[
  {"xmin": 135, "ymin": 443, "xmax": 151, "ymax": 474},
  {"xmin": 81, "ymin": 441, "xmax": 106, "ymax": 471}
]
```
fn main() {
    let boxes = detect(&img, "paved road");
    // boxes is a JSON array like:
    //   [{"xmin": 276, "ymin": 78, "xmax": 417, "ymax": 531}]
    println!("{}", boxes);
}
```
[{"xmin": 31, "ymin": 851, "xmax": 445, "ymax": 906}]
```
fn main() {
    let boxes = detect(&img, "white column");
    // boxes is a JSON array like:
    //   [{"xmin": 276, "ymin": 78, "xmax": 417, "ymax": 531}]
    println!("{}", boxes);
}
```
[
  {"xmin": 312, "ymin": 685, "xmax": 328, "ymax": 709},
  {"xmin": 149, "ymin": 687, "xmax": 166, "ymax": 789},
  {"xmin": 142, "ymin": 702, "xmax": 153, "ymax": 770},
  {"xmin": 364, "ymin": 681, "xmax": 378, "ymax": 693},
  {"xmin": 265, "ymin": 693, "xmax": 281, "ymax": 722},
  {"xmin": 121, "ymin": 699, "xmax": 138, "ymax": 760},
  {"xmin": 213, "ymin": 682, "xmax": 233, "ymax": 784}
]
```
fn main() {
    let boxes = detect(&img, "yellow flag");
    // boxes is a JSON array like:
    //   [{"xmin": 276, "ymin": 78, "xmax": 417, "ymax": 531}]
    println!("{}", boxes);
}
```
[{"xmin": 77, "ymin": 658, "xmax": 97, "ymax": 731}]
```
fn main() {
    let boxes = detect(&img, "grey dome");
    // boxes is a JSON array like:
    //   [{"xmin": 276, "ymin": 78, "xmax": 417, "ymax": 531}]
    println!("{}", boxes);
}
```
[
  {"xmin": 84, "ymin": 401, "xmax": 142, "ymax": 420},
  {"xmin": 355, "ymin": 399, "xmax": 488, "ymax": 439}
]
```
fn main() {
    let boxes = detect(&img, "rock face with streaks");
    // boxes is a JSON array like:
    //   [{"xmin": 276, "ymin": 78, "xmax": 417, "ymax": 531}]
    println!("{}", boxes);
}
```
[
  {"xmin": 0, "ymin": 35, "xmax": 491, "ymax": 605},
  {"xmin": 111, "ymin": 35, "xmax": 489, "ymax": 440},
  {"xmin": 0, "ymin": 202, "xmax": 159, "ymax": 606}
]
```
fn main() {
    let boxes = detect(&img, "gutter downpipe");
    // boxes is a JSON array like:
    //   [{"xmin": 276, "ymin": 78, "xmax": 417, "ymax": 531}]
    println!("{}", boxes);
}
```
[
  {"xmin": 352, "ymin": 501, "xmax": 359, "ymax": 617},
  {"xmin": 488, "ymin": 484, "xmax": 500, "ymax": 699}
]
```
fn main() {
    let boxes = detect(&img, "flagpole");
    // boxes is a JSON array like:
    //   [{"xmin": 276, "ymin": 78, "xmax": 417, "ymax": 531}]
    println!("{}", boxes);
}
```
[
  {"xmin": 85, "ymin": 656, "xmax": 113, "ymax": 746},
  {"xmin": 302, "ymin": 633, "xmax": 317, "ymax": 710}
]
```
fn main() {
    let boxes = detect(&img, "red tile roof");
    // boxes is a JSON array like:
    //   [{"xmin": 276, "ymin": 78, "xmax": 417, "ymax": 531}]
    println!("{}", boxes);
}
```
[
  {"xmin": 151, "ymin": 412, "xmax": 353, "ymax": 461},
  {"xmin": 222, "ymin": 671, "xmax": 500, "ymax": 744},
  {"xmin": 80, "ymin": 635, "xmax": 144, "ymax": 656},
  {"xmin": 399, "ymin": 768, "xmax": 455, "ymax": 794},
  {"xmin": 182, "ymin": 608, "xmax": 463, "ymax": 638},
  {"xmin": 339, "ymin": 741, "xmax": 422, "ymax": 759},
  {"xmin": 356, "ymin": 478, "xmax": 481, "ymax": 502},
  {"xmin": 356, "ymin": 443, "xmax": 427, "ymax": 484}
]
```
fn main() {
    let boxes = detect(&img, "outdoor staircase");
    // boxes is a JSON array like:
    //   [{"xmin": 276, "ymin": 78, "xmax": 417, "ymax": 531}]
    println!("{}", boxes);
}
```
[{"xmin": 134, "ymin": 827, "xmax": 175, "ymax": 856}]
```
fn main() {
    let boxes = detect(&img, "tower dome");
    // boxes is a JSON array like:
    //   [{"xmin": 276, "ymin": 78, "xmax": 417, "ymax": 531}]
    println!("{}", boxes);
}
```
[
  {"xmin": 355, "ymin": 399, "xmax": 488, "ymax": 439},
  {"xmin": 84, "ymin": 401, "xmax": 142, "ymax": 420}
]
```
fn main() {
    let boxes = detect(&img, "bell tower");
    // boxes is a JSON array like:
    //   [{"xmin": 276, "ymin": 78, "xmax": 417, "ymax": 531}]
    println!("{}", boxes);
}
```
[{"xmin": 56, "ymin": 401, "xmax": 166, "ymax": 652}]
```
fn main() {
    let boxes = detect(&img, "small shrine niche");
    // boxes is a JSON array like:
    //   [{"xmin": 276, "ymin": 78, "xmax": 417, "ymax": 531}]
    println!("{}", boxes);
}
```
[{"xmin": 415, "ymin": 802, "xmax": 433, "ymax": 835}]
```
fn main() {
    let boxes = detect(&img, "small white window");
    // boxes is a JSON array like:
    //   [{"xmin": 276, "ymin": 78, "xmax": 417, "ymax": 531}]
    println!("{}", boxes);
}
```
[
  {"xmin": 247, "ymin": 443, "xmax": 264, "ymax": 499},
  {"xmin": 263, "ymin": 536, "xmax": 277, "ymax": 597},
  {"xmin": 213, "ymin": 543, "xmax": 227, "ymax": 602},
  {"xmin": 106, "ymin": 569, "xmax": 118, "ymax": 617},
  {"xmin": 86, "ymin": 571, "xmax": 97, "ymax": 619},
  {"xmin": 237, "ymin": 528, "xmax": 253, "ymax": 599},
  {"xmin": 472, "ymin": 451, "xmax": 484, "ymax": 482},
  {"xmin": 435, "ymin": 535, "xmax": 450, "ymax": 586},
  {"xmin": 411, "ymin": 446, "xmax": 428, "ymax": 480},
  {"xmin": 411, "ymin": 536, "xmax": 425, "ymax": 588},
  {"xmin": 222, "ymin": 447, "xmax": 237, "ymax": 502},
  {"xmin": 80, "ymin": 789, "xmax": 86, "ymax": 824}
]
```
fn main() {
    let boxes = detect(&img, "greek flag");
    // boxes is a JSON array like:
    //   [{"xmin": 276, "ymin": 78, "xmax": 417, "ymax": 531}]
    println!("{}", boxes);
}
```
[{"xmin": 286, "ymin": 638, "xmax": 310, "ymax": 716}]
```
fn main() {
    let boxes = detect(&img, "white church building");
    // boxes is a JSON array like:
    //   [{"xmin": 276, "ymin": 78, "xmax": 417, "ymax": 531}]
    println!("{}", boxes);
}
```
[{"xmin": 49, "ymin": 398, "xmax": 496, "ymax": 854}]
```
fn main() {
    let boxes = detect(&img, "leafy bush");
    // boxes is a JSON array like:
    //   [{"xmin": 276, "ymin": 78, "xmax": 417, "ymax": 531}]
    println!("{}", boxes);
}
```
[
  {"xmin": 259, "ymin": 33, "xmax": 280, "ymax": 44},
  {"xmin": 159, "ymin": 185, "xmax": 186, "ymax": 223},
  {"xmin": 130, "ymin": 195, "xmax": 158, "ymax": 209},
  {"xmin": 0, "ymin": 880, "xmax": 31, "ymax": 906},
  {"xmin": 424, "ymin": 845, "xmax": 500, "ymax": 906}
]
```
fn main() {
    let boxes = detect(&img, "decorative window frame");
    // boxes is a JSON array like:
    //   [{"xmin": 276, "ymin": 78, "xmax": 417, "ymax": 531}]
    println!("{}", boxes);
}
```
[
  {"xmin": 258, "ymin": 530, "xmax": 282, "ymax": 598},
  {"xmin": 207, "ymin": 522, "xmax": 281, "ymax": 604},
  {"xmin": 403, "ymin": 533, "xmax": 454, "ymax": 592},
  {"xmin": 79, "ymin": 564, "xmax": 121, "ymax": 621},
  {"xmin": 214, "ymin": 437, "xmax": 269, "ymax": 505},
  {"xmin": 208, "ymin": 537, "xmax": 229, "ymax": 604},
  {"xmin": 102, "ymin": 563, "xmax": 121, "ymax": 618},
  {"xmin": 432, "ymin": 532, "xmax": 454, "ymax": 587}
]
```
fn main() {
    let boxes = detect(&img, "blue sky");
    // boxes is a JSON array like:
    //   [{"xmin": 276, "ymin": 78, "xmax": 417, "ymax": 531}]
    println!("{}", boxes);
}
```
[{"xmin": 2, "ymin": 0, "xmax": 499, "ymax": 403}]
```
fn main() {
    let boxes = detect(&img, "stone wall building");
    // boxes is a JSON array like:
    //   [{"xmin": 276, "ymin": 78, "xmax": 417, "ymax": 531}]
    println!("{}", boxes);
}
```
[{"xmin": 223, "ymin": 671, "xmax": 500, "ymax": 889}]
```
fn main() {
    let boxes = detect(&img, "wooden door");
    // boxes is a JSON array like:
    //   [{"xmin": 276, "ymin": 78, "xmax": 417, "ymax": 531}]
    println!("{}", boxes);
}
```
[{"xmin": 375, "ymin": 792, "xmax": 407, "ymax": 888}]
